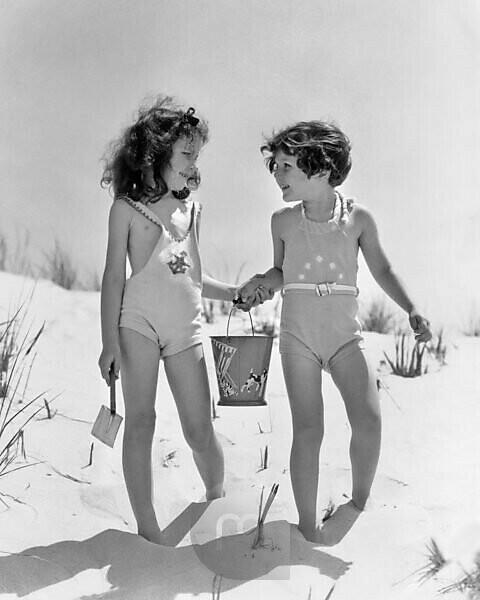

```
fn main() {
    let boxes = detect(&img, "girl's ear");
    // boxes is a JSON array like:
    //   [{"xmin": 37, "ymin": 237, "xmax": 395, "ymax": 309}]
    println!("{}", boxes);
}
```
[
  {"xmin": 311, "ymin": 169, "xmax": 331, "ymax": 181},
  {"xmin": 141, "ymin": 166, "xmax": 156, "ymax": 190}
]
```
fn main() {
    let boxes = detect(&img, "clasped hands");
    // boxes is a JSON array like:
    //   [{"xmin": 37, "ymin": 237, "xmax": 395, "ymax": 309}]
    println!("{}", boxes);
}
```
[{"xmin": 234, "ymin": 274, "xmax": 275, "ymax": 311}]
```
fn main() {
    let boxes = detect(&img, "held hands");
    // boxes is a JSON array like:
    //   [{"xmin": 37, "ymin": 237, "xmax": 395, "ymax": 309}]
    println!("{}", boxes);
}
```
[
  {"xmin": 98, "ymin": 345, "xmax": 121, "ymax": 385},
  {"xmin": 235, "ymin": 274, "xmax": 275, "ymax": 311},
  {"xmin": 408, "ymin": 310, "xmax": 432, "ymax": 343}
]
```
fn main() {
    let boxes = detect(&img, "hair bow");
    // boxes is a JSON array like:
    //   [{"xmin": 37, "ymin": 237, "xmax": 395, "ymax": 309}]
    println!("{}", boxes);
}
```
[{"xmin": 182, "ymin": 107, "xmax": 199, "ymax": 127}]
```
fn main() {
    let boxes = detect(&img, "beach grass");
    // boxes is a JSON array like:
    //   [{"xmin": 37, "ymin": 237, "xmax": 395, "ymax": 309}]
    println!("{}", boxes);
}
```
[
  {"xmin": 252, "ymin": 483, "xmax": 279, "ymax": 549},
  {"xmin": 463, "ymin": 310, "xmax": 480, "ymax": 337},
  {"xmin": 416, "ymin": 538, "xmax": 449, "ymax": 584},
  {"xmin": 0, "ymin": 229, "xmax": 36, "ymax": 278},
  {"xmin": 40, "ymin": 238, "xmax": 80, "ymax": 290},
  {"xmin": 383, "ymin": 331, "xmax": 428, "ymax": 378},
  {"xmin": 252, "ymin": 295, "xmax": 281, "ymax": 338},
  {"xmin": 360, "ymin": 297, "xmax": 396, "ymax": 334},
  {"xmin": 439, "ymin": 556, "xmax": 480, "ymax": 597},
  {"xmin": 0, "ymin": 302, "xmax": 46, "ymax": 481},
  {"xmin": 322, "ymin": 499, "xmax": 336, "ymax": 523},
  {"xmin": 0, "ymin": 229, "xmax": 101, "ymax": 291},
  {"xmin": 427, "ymin": 328, "xmax": 448, "ymax": 366}
]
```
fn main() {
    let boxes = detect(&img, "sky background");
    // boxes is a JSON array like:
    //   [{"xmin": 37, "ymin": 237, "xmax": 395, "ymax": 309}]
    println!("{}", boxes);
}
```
[{"xmin": 1, "ymin": 0, "xmax": 479, "ymax": 330}]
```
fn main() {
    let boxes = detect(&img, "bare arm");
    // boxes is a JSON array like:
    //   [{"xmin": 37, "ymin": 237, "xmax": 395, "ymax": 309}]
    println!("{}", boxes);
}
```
[
  {"xmin": 236, "ymin": 212, "xmax": 284, "ymax": 309},
  {"xmin": 357, "ymin": 205, "xmax": 431, "ymax": 341},
  {"xmin": 202, "ymin": 274, "xmax": 237, "ymax": 302},
  {"xmin": 98, "ymin": 200, "xmax": 130, "ymax": 382},
  {"xmin": 266, "ymin": 211, "xmax": 285, "ymax": 289}
]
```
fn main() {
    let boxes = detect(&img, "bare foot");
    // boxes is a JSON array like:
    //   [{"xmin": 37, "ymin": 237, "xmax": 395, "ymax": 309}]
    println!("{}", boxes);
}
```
[
  {"xmin": 297, "ymin": 523, "xmax": 323, "ymax": 543},
  {"xmin": 350, "ymin": 495, "xmax": 376, "ymax": 511},
  {"xmin": 315, "ymin": 501, "xmax": 362, "ymax": 546}
]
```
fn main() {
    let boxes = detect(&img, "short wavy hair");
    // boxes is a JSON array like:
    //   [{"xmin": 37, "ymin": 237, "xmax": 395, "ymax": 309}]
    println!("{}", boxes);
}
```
[
  {"xmin": 261, "ymin": 120, "xmax": 352, "ymax": 186},
  {"xmin": 101, "ymin": 95, "xmax": 209, "ymax": 202}
]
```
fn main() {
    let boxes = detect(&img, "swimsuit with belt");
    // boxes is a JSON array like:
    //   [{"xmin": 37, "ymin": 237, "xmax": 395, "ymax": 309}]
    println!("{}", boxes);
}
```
[{"xmin": 280, "ymin": 193, "xmax": 363, "ymax": 371}]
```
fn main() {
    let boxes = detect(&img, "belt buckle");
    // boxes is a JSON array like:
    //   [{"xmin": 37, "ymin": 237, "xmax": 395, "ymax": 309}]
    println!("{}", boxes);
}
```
[{"xmin": 316, "ymin": 283, "xmax": 331, "ymax": 296}]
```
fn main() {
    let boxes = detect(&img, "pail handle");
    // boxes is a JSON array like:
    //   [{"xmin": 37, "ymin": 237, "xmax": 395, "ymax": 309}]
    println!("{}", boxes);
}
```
[{"xmin": 227, "ymin": 303, "xmax": 255, "ymax": 337}]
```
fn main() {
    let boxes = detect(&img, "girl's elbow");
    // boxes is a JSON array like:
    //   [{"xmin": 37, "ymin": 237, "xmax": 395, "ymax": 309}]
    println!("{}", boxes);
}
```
[
  {"xmin": 102, "ymin": 269, "xmax": 125, "ymax": 289},
  {"xmin": 373, "ymin": 264, "xmax": 394, "ymax": 285}
]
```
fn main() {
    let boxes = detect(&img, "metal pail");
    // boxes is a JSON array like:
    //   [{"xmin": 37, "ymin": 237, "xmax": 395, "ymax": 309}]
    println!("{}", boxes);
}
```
[{"xmin": 210, "ymin": 311, "xmax": 273, "ymax": 406}]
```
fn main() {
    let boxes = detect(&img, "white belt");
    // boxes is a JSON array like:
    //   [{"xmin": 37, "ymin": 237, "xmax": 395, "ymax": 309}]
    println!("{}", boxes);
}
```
[{"xmin": 282, "ymin": 282, "xmax": 359, "ymax": 297}]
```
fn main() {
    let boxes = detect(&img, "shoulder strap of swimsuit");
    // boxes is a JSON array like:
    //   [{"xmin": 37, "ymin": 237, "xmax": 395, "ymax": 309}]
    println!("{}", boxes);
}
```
[
  {"xmin": 117, "ymin": 195, "xmax": 165, "ymax": 229},
  {"xmin": 118, "ymin": 195, "xmax": 198, "ymax": 242},
  {"xmin": 336, "ymin": 191, "xmax": 355, "ymax": 225}
]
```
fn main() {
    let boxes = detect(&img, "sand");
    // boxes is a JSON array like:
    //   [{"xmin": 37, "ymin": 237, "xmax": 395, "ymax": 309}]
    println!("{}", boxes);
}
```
[{"xmin": 0, "ymin": 271, "xmax": 479, "ymax": 599}]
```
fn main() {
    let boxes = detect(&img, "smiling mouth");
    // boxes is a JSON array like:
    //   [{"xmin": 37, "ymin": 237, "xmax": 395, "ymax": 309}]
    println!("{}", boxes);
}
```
[{"xmin": 280, "ymin": 185, "xmax": 290, "ymax": 191}]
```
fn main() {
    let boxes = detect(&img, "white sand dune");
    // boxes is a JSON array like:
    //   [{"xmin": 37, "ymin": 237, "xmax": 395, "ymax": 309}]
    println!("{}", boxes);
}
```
[{"xmin": 0, "ymin": 272, "xmax": 479, "ymax": 599}]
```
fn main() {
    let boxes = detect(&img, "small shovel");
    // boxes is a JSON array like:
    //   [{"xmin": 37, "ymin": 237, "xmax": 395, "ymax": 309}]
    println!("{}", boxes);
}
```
[{"xmin": 91, "ymin": 369, "xmax": 123, "ymax": 448}]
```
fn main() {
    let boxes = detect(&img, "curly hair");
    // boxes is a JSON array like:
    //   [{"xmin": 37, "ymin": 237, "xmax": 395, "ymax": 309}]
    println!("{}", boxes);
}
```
[
  {"xmin": 101, "ymin": 95, "xmax": 209, "ymax": 202},
  {"xmin": 261, "ymin": 120, "xmax": 352, "ymax": 186}
]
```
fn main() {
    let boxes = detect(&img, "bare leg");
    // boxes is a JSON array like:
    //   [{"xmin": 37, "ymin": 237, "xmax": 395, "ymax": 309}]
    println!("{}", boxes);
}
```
[
  {"xmin": 119, "ymin": 328, "xmax": 165, "ymax": 543},
  {"xmin": 165, "ymin": 344, "xmax": 224, "ymax": 500},
  {"xmin": 329, "ymin": 344, "xmax": 381, "ymax": 510},
  {"xmin": 281, "ymin": 353, "xmax": 324, "ymax": 542}
]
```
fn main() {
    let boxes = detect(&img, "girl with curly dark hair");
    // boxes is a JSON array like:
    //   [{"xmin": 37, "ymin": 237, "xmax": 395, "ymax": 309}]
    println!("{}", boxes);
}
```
[
  {"xmin": 238, "ymin": 120, "xmax": 431, "ymax": 543},
  {"xmin": 98, "ymin": 95, "xmax": 268, "ymax": 544}
]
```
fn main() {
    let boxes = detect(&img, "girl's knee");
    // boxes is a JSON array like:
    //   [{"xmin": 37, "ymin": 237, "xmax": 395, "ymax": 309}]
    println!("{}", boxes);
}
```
[
  {"xmin": 292, "ymin": 419, "xmax": 324, "ymax": 443},
  {"xmin": 183, "ymin": 422, "xmax": 214, "ymax": 453},
  {"xmin": 354, "ymin": 407, "xmax": 381, "ymax": 435},
  {"xmin": 124, "ymin": 410, "xmax": 156, "ymax": 438}
]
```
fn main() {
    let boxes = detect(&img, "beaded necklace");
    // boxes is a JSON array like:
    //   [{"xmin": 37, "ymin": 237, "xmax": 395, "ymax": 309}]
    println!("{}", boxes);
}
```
[{"xmin": 118, "ymin": 195, "xmax": 195, "ymax": 244}]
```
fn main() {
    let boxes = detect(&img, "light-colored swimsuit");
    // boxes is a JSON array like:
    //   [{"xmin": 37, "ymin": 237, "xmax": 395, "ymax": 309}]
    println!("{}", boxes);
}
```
[
  {"xmin": 280, "ymin": 193, "xmax": 363, "ymax": 372},
  {"xmin": 119, "ymin": 198, "xmax": 203, "ymax": 358}
]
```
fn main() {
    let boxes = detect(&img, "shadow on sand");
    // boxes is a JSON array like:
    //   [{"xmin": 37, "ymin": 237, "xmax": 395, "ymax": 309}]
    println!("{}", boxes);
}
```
[{"xmin": 0, "ymin": 501, "xmax": 351, "ymax": 599}]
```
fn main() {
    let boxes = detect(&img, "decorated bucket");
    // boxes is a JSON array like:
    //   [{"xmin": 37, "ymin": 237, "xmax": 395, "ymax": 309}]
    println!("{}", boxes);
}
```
[{"xmin": 210, "ymin": 310, "xmax": 273, "ymax": 406}]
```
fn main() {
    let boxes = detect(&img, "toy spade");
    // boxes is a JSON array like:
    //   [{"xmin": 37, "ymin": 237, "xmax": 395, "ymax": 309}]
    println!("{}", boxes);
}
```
[{"xmin": 91, "ymin": 370, "xmax": 123, "ymax": 447}]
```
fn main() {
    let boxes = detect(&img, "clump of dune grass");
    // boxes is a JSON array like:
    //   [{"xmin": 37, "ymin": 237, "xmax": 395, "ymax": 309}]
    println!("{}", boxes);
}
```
[
  {"xmin": 258, "ymin": 445, "xmax": 269, "ymax": 471},
  {"xmin": 202, "ymin": 299, "xmax": 215, "ymax": 324},
  {"xmin": 0, "ymin": 229, "xmax": 36, "ymax": 278},
  {"xmin": 322, "ymin": 499, "xmax": 336, "ymax": 523},
  {"xmin": 0, "ymin": 229, "xmax": 103, "ymax": 291},
  {"xmin": 0, "ymin": 303, "xmax": 46, "ymax": 481},
  {"xmin": 427, "ymin": 328, "xmax": 448, "ymax": 366},
  {"xmin": 416, "ymin": 538, "xmax": 449, "ymax": 584},
  {"xmin": 463, "ymin": 312, "xmax": 480, "ymax": 337},
  {"xmin": 40, "ymin": 238, "xmax": 80, "ymax": 290},
  {"xmin": 252, "ymin": 296, "xmax": 281, "ymax": 338},
  {"xmin": 383, "ymin": 331, "xmax": 428, "ymax": 378},
  {"xmin": 252, "ymin": 483, "xmax": 279, "ymax": 549},
  {"xmin": 0, "ymin": 234, "xmax": 6, "ymax": 272},
  {"xmin": 439, "ymin": 554, "xmax": 480, "ymax": 598},
  {"xmin": 360, "ymin": 297, "xmax": 396, "ymax": 334},
  {"xmin": 416, "ymin": 539, "xmax": 480, "ymax": 598},
  {"xmin": 84, "ymin": 270, "xmax": 102, "ymax": 292}
]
